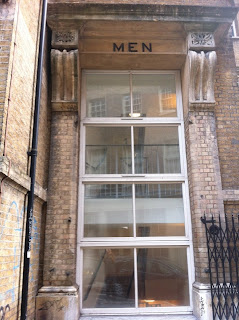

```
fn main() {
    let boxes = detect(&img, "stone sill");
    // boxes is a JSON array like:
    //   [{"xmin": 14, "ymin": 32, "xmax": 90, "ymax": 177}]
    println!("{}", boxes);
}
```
[
  {"xmin": 52, "ymin": 101, "xmax": 78, "ymax": 112},
  {"xmin": 80, "ymin": 315, "xmax": 198, "ymax": 320},
  {"xmin": 223, "ymin": 189, "xmax": 239, "ymax": 202},
  {"xmin": 189, "ymin": 102, "xmax": 216, "ymax": 111},
  {"xmin": 38, "ymin": 285, "xmax": 78, "ymax": 295}
]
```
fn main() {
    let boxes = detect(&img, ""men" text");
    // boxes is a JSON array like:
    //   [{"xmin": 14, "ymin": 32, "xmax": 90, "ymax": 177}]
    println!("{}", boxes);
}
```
[{"xmin": 113, "ymin": 42, "xmax": 152, "ymax": 52}]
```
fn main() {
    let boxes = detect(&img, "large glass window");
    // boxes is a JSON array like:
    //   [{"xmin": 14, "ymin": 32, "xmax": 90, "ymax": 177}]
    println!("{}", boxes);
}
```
[
  {"xmin": 84, "ymin": 183, "xmax": 185, "ymax": 238},
  {"xmin": 86, "ymin": 73, "xmax": 177, "ymax": 118},
  {"xmin": 85, "ymin": 126, "xmax": 180, "ymax": 175},
  {"xmin": 79, "ymin": 71, "xmax": 193, "ymax": 314}
]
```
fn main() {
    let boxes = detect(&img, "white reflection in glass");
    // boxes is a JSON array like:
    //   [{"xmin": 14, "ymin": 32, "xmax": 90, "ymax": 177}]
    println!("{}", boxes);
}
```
[
  {"xmin": 85, "ymin": 127, "xmax": 131, "ymax": 174},
  {"xmin": 84, "ymin": 184, "xmax": 133, "ymax": 237},
  {"xmin": 134, "ymin": 126, "xmax": 180, "ymax": 174},
  {"xmin": 135, "ymin": 184, "xmax": 185, "ymax": 237},
  {"xmin": 132, "ymin": 74, "xmax": 177, "ymax": 117},
  {"xmin": 137, "ymin": 247, "xmax": 189, "ymax": 307},
  {"xmin": 86, "ymin": 74, "xmax": 130, "ymax": 117},
  {"xmin": 83, "ymin": 248, "xmax": 135, "ymax": 308}
]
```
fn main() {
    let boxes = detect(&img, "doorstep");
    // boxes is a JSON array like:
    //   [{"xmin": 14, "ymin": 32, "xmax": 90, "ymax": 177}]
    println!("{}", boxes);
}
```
[{"xmin": 80, "ymin": 315, "xmax": 198, "ymax": 320}]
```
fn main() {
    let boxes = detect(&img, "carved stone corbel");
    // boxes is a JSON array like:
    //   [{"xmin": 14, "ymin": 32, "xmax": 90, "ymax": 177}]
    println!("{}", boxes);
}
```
[
  {"xmin": 51, "ymin": 49, "xmax": 78, "ymax": 111},
  {"xmin": 52, "ymin": 30, "xmax": 78, "ymax": 49},
  {"xmin": 189, "ymin": 50, "xmax": 217, "ymax": 105},
  {"xmin": 188, "ymin": 32, "xmax": 215, "ymax": 51}
]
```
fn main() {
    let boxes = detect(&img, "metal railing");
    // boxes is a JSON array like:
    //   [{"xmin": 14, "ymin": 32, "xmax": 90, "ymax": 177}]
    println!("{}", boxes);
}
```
[{"xmin": 201, "ymin": 214, "xmax": 239, "ymax": 320}]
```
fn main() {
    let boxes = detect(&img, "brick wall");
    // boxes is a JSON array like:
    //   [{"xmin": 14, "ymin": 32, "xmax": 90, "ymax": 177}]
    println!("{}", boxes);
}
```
[
  {"xmin": 0, "ymin": 0, "xmax": 49, "ymax": 319},
  {"xmin": 43, "ymin": 112, "xmax": 78, "ymax": 287},
  {"xmin": 215, "ymin": 34, "xmax": 239, "ymax": 190},
  {"xmin": 185, "ymin": 108, "xmax": 224, "ymax": 283},
  {"xmin": 0, "ymin": 182, "xmax": 26, "ymax": 319},
  {"xmin": 0, "ymin": 19, "xmax": 13, "ymax": 154},
  {"xmin": 36, "ymin": 28, "xmax": 51, "ymax": 189},
  {"xmin": 0, "ymin": 181, "xmax": 44, "ymax": 319},
  {"xmin": 3, "ymin": 0, "xmax": 41, "ymax": 170},
  {"xmin": 183, "ymin": 29, "xmax": 239, "ymax": 284}
]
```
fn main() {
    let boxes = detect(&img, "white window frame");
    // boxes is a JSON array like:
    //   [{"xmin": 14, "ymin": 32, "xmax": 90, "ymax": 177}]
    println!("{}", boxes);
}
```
[
  {"xmin": 122, "ymin": 92, "xmax": 142, "ymax": 116},
  {"xmin": 231, "ymin": 20, "xmax": 238, "ymax": 38},
  {"xmin": 77, "ymin": 70, "xmax": 195, "ymax": 316}
]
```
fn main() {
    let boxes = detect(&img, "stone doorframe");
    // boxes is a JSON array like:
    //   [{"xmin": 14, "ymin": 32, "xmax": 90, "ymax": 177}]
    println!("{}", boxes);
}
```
[{"xmin": 35, "ymin": 3, "xmax": 237, "ymax": 319}]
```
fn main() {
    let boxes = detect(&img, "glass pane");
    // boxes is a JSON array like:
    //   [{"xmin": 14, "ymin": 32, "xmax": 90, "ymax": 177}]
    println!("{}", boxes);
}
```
[
  {"xmin": 86, "ymin": 74, "xmax": 130, "ymax": 117},
  {"xmin": 83, "ymin": 248, "xmax": 135, "ymax": 308},
  {"xmin": 85, "ymin": 127, "xmax": 131, "ymax": 174},
  {"xmin": 134, "ymin": 126, "xmax": 180, "ymax": 174},
  {"xmin": 84, "ymin": 184, "xmax": 133, "ymax": 237},
  {"xmin": 135, "ymin": 184, "xmax": 185, "ymax": 237},
  {"xmin": 132, "ymin": 74, "xmax": 177, "ymax": 117},
  {"xmin": 137, "ymin": 248, "xmax": 189, "ymax": 307}
]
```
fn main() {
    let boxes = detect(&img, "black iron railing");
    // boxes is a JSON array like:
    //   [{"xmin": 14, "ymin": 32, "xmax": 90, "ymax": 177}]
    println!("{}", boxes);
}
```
[{"xmin": 201, "ymin": 214, "xmax": 239, "ymax": 320}]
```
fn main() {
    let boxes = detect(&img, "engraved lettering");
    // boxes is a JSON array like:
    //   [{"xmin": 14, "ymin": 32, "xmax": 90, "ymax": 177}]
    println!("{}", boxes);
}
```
[
  {"xmin": 112, "ymin": 42, "xmax": 153, "ymax": 53},
  {"xmin": 128, "ymin": 42, "xmax": 138, "ymax": 52},
  {"xmin": 142, "ymin": 43, "xmax": 152, "ymax": 52},
  {"xmin": 113, "ymin": 43, "xmax": 124, "ymax": 52}
]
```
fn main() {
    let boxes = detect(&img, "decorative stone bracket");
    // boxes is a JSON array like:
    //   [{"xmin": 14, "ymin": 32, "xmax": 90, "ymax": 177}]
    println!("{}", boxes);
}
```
[
  {"xmin": 187, "ymin": 32, "xmax": 217, "ymax": 107},
  {"xmin": 51, "ymin": 49, "xmax": 78, "ymax": 111},
  {"xmin": 189, "ymin": 50, "xmax": 217, "ymax": 105},
  {"xmin": 188, "ymin": 32, "xmax": 215, "ymax": 51},
  {"xmin": 52, "ymin": 30, "xmax": 78, "ymax": 49}
]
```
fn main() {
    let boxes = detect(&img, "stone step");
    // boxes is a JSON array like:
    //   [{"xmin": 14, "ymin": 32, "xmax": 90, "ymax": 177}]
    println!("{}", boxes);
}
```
[{"xmin": 80, "ymin": 315, "xmax": 198, "ymax": 320}]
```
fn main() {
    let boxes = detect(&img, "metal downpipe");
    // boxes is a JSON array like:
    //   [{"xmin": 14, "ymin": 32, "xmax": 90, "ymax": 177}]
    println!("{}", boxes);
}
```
[{"xmin": 20, "ymin": 0, "xmax": 48, "ymax": 319}]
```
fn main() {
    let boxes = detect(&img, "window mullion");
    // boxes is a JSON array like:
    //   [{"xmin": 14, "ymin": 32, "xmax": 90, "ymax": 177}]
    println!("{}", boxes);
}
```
[
  {"xmin": 178, "ymin": 125, "xmax": 184, "ymax": 175},
  {"xmin": 131, "ymin": 126, "xmax": 135, "ymax": 175},
  {"xmin": 130, "ymin": 71, "xmax": 135, "ymax": 175},
  {"xmin": 134, "ymin": 247, "xmax": 138, "ymax": 308},
  {"xmin": 132, "ymin": 184, "xmax": 136, "ymax": 238},
  {"xmin": 130, "ymin": 71, "xmax": 133, "ymax": 117}
]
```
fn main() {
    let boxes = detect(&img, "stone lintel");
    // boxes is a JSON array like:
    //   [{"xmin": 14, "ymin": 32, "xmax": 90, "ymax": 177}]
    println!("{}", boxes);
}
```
[
  {"xmin": 47, "ymin": 4, "xmax": 238, "ymax": 22},
  {"xmin": 0, "ymin": 156, "xmax": 47, "ymax": 202},
  {"xmin": 52, "ymin": 102, "xmax": 78, "ymax": 112},
  {"xmin": 52, "ymin": 30, "xmax": 78, "ymax": 49},
  {"xmin": 47, "ymin": 3, "xmax": 237, "ymax": 47}
]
